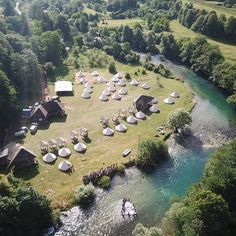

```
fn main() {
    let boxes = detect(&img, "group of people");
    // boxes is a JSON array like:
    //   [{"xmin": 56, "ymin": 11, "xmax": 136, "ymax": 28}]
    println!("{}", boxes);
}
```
[{"xmin": 82, "ymin": 163, "xmax": 118, "ymax": 185}]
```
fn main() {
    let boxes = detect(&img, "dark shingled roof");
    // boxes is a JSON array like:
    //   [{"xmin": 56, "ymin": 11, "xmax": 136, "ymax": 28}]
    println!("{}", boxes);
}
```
[
  {"xmin": 8, "ymin": 146, "xmax": 36, "ymax": 169},
  {"xmin": 41, "ymin": 100, "xmax": 64, "ymax": 115},
  {"xmin": 133, "ymin": 94, "xmax": 154, "ymax": 111}
]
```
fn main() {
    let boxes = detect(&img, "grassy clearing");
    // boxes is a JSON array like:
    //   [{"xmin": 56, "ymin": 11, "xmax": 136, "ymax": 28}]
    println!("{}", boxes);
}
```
[
  {"xmin": 170, "ymin": 20, "xmax": 236, "ymax": 64},
  {"xmin": 13, "ymin": 57, "xmax": 193, "ymax": 209},
  {"xmin": 98, "ymin": 18, "xmax": 144, "ymax": 28},
  {"xmin": 182, "ymin": 0, "xmax": 236, "ymax": 17}
]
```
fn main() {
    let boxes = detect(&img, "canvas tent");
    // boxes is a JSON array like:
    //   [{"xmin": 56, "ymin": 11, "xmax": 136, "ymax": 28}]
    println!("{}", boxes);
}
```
[
  {"xmin": 116, "ymin": 124, "xmax": 127, "ymax": 132},
  {"xmin": 112, "ymin": 93, "xmax": 121, "ymax": 100},
  {"xmin": 80, "ymin": 77, "xmax": 88, "ymax": 84},
  {"xmin": 43, "ymin": 153, "xmax": 57, "ymax": 163},
  {"xmin": 149, "ymin": 105, "xmax": 159, "ymax": 113},
  {"xmin": 58, "ymin": 160, "xmax": 72, "ymax": 171},
  {"xmin": 58, "ymin": 147, "xmax": 71, "ymax": 157},
  {"xmin": 107, "ymin": 84, "xmax": 116, "ymax": 92},
  {"xmin": 141, "ymin": 82, "xmax": 151, "ymax": 90},
  {"xmin": 96, "ymin": 76, "xmax": 106, "ymax": 83},
  {"xmin": 99, "ymin": 94, "xmax": 108, "ymax": 101},
  {"xmin": 170, "ymin": 92, "xmax": 180, "ymax": 98},
  {"xmin": 81, "ymin": 91, "xmax": 91, "ymax": 99},
  {"xmin": 127, "ymin": 115, "xmax": 137, "ymax": 124},
  {"xmin": 84, "ymin": 81, "xmax": 93, "ymax": 88},
  {"xmin": 111, "ymin": 76, "xmax": 120, "ymax": 82},
  {"xmin": 130, "ymin": 79, "xmax": 139, "ymax": 86},
  {"xmin": 117, "ymin": 79, "xmax": 126, "ymax": 86},
  {"xmin": 118, "ymin": 87, "xmax": 128, "ymax": 95},
  {"xmin": 83, "ymin": 87, "xmax": 92, "ymax": 94},
  {"xmin": 135, "ymin": 111, "xmax": 146, "ymax": 119},
  {"xmin": 91, "ymin": 71, "xmax": 99, "ymax": 76},
  {"xmin": 102, "ymin": 89, "xmax": 111, "ymax": 96},
  {"xmin": 74, "ymin": 143, "xmax": 86, "ymax": 152},
  {"xmin": 103, "ymin": 127, "xmax": 114, "ymax": 136},
  {"xmin": 164, "ymin": 97, "xmax": 174, "ymax": 104}
]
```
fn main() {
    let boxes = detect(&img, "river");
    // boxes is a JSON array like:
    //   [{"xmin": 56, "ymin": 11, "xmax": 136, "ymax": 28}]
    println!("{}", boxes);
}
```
[{"xmin": 55, "ymin": 56, "xmax": 236, "ymax": 236}]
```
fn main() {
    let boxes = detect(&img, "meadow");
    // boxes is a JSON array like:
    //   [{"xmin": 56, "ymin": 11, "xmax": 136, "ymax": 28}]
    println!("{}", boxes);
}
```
[
  {"xmin": 170, "ymin": 20, "xmax": 236, "ymax": 65},
  {"xmin": 15, "ymin": 61, "xmax": 193, "ymax": 209},
  {"xmin": 182, "ymin": 0, "xmax": 236, "ymax": 17}
]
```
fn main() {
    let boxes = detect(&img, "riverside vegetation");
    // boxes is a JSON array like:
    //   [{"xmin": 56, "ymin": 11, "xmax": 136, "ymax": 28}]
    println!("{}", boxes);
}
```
[{"xmin": 0, "ymin": 0, "xmax": 235, "ymax": 235}]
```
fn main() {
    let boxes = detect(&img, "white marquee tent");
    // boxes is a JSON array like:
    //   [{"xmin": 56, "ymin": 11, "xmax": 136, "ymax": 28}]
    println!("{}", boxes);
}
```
[
  {"xmin": 43, "ymin": 152, "xmax": 57, "ymax": 163},
  {"xmin": 116, "ymin": 123, "xmax": 127, "ymax": 132},
  {"xmin": 74, "ymin": 142, "xmax": 86, "ymax": 152},
  {"xmin": 135, "ymin": 111, "xmax": 146, "ymax": 119},
  {"xmin": 58, "ymin": 160, "xmax": 72, "ymax": 171},
  {"xmin": 112, "ymin": 93, "xmax": 121, "ymax": 100},
  {"xmin": 99, "ymin": 94, "xmax": 109, "ymax": 101},
  {"xmin": 127, "ymin": 115, "xmax": 137, "ymax": 124},
  {"xmin": 164, "ymin": 97, "xmax": 174, "ymax": 104},
  {"xmin": 141, "ymin": 82, "xmax": 151, "ymax": 90},
  {"xmin": 103, "ymin": 127, "xmax": 114, "ymax": 136},
  {"xmin": 118, "ymin": 87, "xmax": 128, "ymax": 95},
  {"xmin": 58, "ymin": 147, "xmax": 71, "ymax": 157}
]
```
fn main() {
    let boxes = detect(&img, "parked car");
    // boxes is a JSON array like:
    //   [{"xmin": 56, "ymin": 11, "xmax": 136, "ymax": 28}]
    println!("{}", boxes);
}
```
[
  {"xmin": 29, "ymin": 122, "xmax": 39, "ymax": 134},
  {"xmin": 14, "ymin": 130, "xmax": 26, "ymax": 138},
  {"xmin": 122, "ymin": 148, "xmax": 131, "ymax": 157},
  {"xmin": 21, "ymin": 126, "xmax": 28, "ymax": 132}
]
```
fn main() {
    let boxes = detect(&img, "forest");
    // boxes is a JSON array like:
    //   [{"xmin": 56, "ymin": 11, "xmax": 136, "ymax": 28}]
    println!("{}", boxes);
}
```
[
  {"xmin": 0, "ymin": 1, "xmax": 236, "ymax": 234},
  {"xmin": 0, "ymin": 0, "xmax": 235, "ymax": 142}
]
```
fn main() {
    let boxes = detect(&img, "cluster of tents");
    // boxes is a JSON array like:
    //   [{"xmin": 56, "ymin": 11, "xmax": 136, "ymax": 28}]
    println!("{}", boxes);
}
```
[{"xmin": 164, "ymin": 92, "xmax": 180, "ymax": 104}]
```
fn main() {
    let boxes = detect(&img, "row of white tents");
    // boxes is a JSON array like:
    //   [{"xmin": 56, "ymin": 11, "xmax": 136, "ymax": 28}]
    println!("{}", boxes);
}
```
[
  {"xmin": 102, "ymin": 107, "xmax": 159, "ymax": 136},
  {"xmin": 42, "ymin": 143, "xmax": 87, "ymax": 171}
]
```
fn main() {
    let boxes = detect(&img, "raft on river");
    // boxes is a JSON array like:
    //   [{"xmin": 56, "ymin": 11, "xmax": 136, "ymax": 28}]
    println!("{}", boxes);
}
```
[{"xmin": 121, "ymin": 199, "xmax": 137, "ymax": 219}]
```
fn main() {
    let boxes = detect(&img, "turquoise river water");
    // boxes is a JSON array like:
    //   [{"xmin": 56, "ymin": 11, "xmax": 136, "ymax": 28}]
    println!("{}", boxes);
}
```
[{"xmin": 55, "ymin": 56, "xmax": 236, "ymax": 236}]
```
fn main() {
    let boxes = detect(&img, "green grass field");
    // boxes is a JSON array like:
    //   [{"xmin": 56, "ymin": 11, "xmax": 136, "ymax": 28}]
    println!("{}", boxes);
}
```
[
  {"xmin": 182, "ymin": 0, "xmax": 236, "ymax": 17},
  {"xmin": 98, "ymin": 18, "xmax": 144, "ymax": 28},
  {"xmin": 14, "ymin": 60, "xmax": 193, "ymax": 209},
  {"xmin": 170, "ymin": 20, "xmax": 236, "ymax": 64}
]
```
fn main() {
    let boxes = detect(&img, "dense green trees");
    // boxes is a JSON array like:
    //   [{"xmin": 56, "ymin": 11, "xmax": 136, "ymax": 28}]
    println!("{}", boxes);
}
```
[
  {"xmin": 167, "ymin": 108, "xmax": 192, "ymax": 133},
  {"xmin": 178, "ymin": 4, "xmax": 236, "ymax": 41},
  {"xmin": 0, "ymin": 70, "xmax": 18, "ymax": 134},
  {"xmin": 0, "ymin": 175, "xmax": 55, "ymax": 236},
  {"xmin": 162, "ymin": 139, "xmax": 236, "ymax": 236},
  {"xmin": 74, "ymin": 183, "xmax": 95, "ymax": 206},
  {"xmin": 136, "ymin": 139, "xmax": 168, "ymax": 169}
]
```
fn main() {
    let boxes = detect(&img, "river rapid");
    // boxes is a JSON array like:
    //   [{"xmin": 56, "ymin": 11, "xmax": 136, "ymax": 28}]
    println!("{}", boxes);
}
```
[{"xmin": 55, "ymin": 56, "xmax": 236, "ymax": 236}]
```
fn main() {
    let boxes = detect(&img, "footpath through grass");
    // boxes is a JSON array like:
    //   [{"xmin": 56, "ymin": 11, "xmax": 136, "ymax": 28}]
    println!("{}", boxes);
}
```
[
  {"xmin": 170, "ymin": 20, "xmax": 236, "ymax": 65},
  {"xmin": 15, "ymin": 60, "xmax": 193, "ymax": 209}
]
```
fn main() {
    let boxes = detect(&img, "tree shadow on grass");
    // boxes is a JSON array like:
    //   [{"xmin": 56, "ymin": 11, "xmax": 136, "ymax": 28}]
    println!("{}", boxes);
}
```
[
  {"xmin": 49, "ymin": 64, "xmax": 70, "ymax": 83},
  {"xmin": 14, "ymin": 165, "xmax": 39, "ymax": 180}
]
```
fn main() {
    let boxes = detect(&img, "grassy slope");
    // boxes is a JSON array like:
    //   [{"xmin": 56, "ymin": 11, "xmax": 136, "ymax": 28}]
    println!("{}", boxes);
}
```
[
  {"xmin": 182, "ymin": 0, "xmax": 236, "ymax": 17},
  {"xmin": 170, "ymin": 20, "xmax": 236, "ymax": 64},
  {"xmin": 15, "ymin": 60, "xmax": 193, "ymax": 208}
]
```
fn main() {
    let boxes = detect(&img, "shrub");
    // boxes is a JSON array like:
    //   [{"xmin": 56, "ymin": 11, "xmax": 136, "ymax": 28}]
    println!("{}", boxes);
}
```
[
  {"xmin": 116, "ymin": 164, "xmax": 125, "ymax": 174},
  {"xmin": 98, "ymin": 176, "xmax": 111, "ymax": 189},
  {"xmin": 142, "ymin": 69, "xmax": 147, "ymax": 75},
  {"xmin": 125, "ymin": 72, "xmax": 131, "ymax": 80},
  {"xmin": 74, "ymin": 183, "xmax": 95, "ymax": 206},
  {"xmin": 134, "ymin": 71, "xmax": 138, "ymax": 75},
  {"xmin": 108, "ymin": 62, "xmax": 117, "ymax": 74},
  {"xmin": 136, "ymin": 139, "xmax": 168, "ymax": 169}
]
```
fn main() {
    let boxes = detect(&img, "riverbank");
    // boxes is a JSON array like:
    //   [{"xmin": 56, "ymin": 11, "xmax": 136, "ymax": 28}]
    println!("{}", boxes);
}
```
[
  {"xmin": 11, "ymin": 57, "xmax": 193, "ymax": 209},
  {"xmin": 55, "ymin": 59, "xmax": 236, "ymax": 236}
]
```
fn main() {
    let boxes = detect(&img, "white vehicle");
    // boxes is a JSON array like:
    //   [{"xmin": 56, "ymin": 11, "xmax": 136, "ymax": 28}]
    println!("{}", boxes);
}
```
[{"xmin": 30, "ymin": 122, "xmax": 39, "ymax": 134}]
